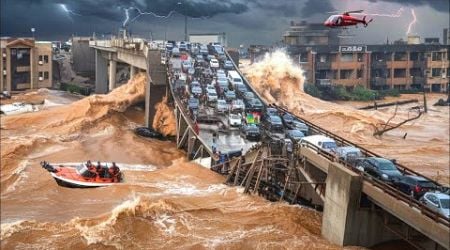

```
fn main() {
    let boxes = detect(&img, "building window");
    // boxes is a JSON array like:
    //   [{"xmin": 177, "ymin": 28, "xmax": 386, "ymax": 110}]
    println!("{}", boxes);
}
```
[
  {"xmin": 356, "ymin": 69, "xmax": 363, "ymax": 78},
  {"xmin": 318, "ymin": 54, "xmax": 329, "ymax": 63},
  {"xmin": 432, "ymin": 68, "xmax": 442, "ymax": 77},
  {"xmin": 340, "ymin": 69, "xmax": 353, "ymax": 79},
  {"xmin": 340, "ymin": 53, "xmax": 353, "ymax": 62},
  {"xmin": 44, "ymin": 71, "xmax": 49, "ymax": 80},
  {"xmin": 432, "ymin": 52, "xmax": 442, "ymax": 61},
  {"xmin": 39, "ymin": 71, "xmax": 43, "ymax": 78},
  {"xmin": 44, "ymin": 55, "xmax": 49, "ymax": 63},
  {"xmin": 394, "ymin": 68, "xmax": 406, "ymax": 78},
  {"xmin": 39, "ymin": 55, "xmax": 43, "ymax": 62}
]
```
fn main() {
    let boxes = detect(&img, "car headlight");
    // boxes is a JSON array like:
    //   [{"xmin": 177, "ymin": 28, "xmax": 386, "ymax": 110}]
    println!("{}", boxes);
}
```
[{"xmin": 381, "ymin": 173, "xmax": 389, "ymax": 180}]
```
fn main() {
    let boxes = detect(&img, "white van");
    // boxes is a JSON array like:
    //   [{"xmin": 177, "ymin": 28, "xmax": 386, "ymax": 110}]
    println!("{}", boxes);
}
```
[
  {"xmin": 300, "ymin": 135, "xmax": 337, "ymax": 153},
  {"xmin": 227, "ymin": 70, "xmax": 243, "ymax": 87}
]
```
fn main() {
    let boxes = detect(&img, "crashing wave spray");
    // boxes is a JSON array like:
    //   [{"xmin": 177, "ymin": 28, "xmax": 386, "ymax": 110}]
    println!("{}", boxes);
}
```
[{"xmin": 406, "ymin": 9, "xmax": 417, "ymax": 34}]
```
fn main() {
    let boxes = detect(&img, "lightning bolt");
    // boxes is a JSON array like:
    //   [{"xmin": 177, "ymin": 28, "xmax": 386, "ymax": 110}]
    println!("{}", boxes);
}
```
[
  {"xmin": 406, "ymin": 9, "xmax": 417, "ymax": 34},
  {"xmin": 122, "ymin": 7, "xmax": 209, "ymax": 27},
  {"xmin": 59, "ymin": 4, "xmax": 82, "ymax": 16}
]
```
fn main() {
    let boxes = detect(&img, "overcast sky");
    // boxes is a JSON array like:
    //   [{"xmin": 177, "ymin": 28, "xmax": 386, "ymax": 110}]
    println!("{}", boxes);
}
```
[{"xmin": 1, "ymin": 0, "xmax": 448, "ymax": 47}]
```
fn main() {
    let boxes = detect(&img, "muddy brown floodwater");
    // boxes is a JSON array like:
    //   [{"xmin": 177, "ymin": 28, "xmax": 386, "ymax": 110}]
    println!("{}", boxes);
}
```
[
  {"xmin": 244, "ymin": 50, "xmax": 449, "ymax": 186},
  {"xmin": 1, "ymin": 73, "xmax": 359, "ymax": 249}
]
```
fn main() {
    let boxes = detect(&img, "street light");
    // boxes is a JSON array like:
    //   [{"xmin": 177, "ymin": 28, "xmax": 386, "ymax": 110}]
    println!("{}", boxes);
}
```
[{"xmin": 31, "ymin": 28, "xmax": 36, "ymax": 39}]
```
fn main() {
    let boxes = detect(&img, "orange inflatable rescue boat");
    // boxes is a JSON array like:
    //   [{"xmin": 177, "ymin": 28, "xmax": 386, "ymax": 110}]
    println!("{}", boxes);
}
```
[{"xmin": 41, "ymin": 161, "xmax": 123, "ymax": 188}]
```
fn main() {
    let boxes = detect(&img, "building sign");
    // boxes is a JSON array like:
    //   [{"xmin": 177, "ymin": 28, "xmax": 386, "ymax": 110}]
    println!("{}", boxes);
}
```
[{"xmin": 339, "ymin": 46, "xmax": 366, "ymax": 53}]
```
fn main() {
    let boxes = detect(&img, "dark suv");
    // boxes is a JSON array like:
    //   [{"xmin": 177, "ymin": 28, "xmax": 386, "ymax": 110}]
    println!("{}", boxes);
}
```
[
  {"xmin": 356, "ymin": 157, "xmax": 403, "ymax": 183},
  {"xmin": 393, "ymin": 175, "xmax": 436, "ymax": 199},
  {"xmin": 262, "ymin": 115, "xmax": 285, "ymax": 139}
]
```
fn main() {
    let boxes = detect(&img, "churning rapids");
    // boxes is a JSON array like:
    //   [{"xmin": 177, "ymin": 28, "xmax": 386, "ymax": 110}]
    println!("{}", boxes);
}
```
[{"xmin": 0, "ymin": 73, "xmax": 340, "ymax": 249}]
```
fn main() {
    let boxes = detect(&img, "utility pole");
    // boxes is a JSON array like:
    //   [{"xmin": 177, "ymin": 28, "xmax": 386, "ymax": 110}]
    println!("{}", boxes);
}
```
[{"xmin": 184, "ymin": 15, "xmax": 188, "ymax": 41}]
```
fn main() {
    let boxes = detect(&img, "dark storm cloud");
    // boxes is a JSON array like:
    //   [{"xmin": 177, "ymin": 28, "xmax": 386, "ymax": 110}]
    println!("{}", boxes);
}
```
[
  {"xmin": 300, "ymin": 0, "xmax": 335, "ymax": 17},
  {"xmin": 367, "ymin": 0, "xmax": 449, "ymax": 12}
]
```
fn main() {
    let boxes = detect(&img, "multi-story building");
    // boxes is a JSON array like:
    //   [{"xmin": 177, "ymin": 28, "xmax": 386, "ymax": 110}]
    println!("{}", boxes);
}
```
[
  {"xmin": 286, "ymin": 44, "xmax": 449, "ymax": 92},
  {"xmin": 283, "ymin": 21, "xmax": 341, "ymax": 46},
  {"xmin": 0, "ymin": 37, "xmax": 53, "ymax": 92}
]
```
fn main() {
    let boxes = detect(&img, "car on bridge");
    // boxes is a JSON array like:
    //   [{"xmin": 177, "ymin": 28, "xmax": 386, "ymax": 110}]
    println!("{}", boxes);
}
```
[
  {"xmin": 225, "ymin": 90, "xmax": 236, "ymax": 102},
  {"xmin": 216, "ymin": 99, "xmax": 229, "ymax": 114},
  {"xmin": 262, "ymin": 115, "xmax": 285, "ymax": 139},
  {"xmin": 356, "ymin": 157, "xmax": 403, "ymax": 183},
  {"xmin": 210, "ymin": 59, "xmax": 220, "ymax": 68},
  {"xmin": 207, "ymin": 90, "xmax": 218, "ymax": 103},
  {"xmin": 334, "ymin": 146, "xmax": 362, "ymax": 164},
  {"xmin": 235, "ymin": 84, "xmax": 249, "ymax": 98},
  {"xmin": 300, "ymin": 135, "xmax": 337, "ymax": 153},
  {"xmin": 287, "ymin": 120, "xmax": 309, "ymax": 135},
  {"xmin": 240, "ymin": 124, "xmax": 261, "ymax": 141},
  {"xmin": 224, "ymin": 60, "xmax": 234, "ymax": 70},
  {"xmin": 230, "ymin": 99, "xmax": 245, "ymax": 112},
  {"xmin": 419, "ymin": 192, "xmax": 450, "ymax": 219},
  {"xmin": 286, "ymin": 129, "xmax": 305, "ymax": 143},
  {"xmin": 393, "ymin": 175, "xmax": 437, "ymax": 199},
  {"xmin": 282, "ymin": 113, "xmax": 294, "ymax": 126},
  {"xmin": 228, "ymin": 113, "xmax": 242, "ymax": 127},
  {"xmin": 188, "ymin": 97, "xmax": 199, "ymax": 111},
  {"xmin": 246, "ymin": 98, "xmax": 264, "ymax": 112}
]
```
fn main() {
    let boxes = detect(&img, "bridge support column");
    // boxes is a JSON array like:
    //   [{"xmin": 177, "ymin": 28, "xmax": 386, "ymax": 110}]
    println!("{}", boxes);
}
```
[
  {"xmin": 95, "ymin": 50, "xmax": 108, "ymax": 94},
  {"xmin": 322, "ymin": 163, "xmax": 362, "ymax": 245},
  {"xmin": 322, "ymin": 163, "xmax": 398, "ymax": 247},
  {"xmin": 130, "ymin": 65, "xmax": 137, "ymax": 79},
  {"xmin": 108, "ymin": 60, "xmax": 117, "ymax": 92}
]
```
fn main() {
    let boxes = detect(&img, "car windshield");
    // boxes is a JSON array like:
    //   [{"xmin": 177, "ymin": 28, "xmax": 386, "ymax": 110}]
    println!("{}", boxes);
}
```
[
  {"xmin": 230, "ymin": 114, "xmax": 240, "ymax": 119},
  {"xmin": 247, "ymin": 126, "xmax": 259, "ymax": 132},
  {"xmin": 418, "ymin": 180, "xmax": 435, "ymax": 188},
  {"xmin": 227, "ymin": 91, "xmax": 235, "ymax": 96},
  {"xmin": 322, "ymin": 141, "xmax": 337, "ymax": 149},
  {"xmin": 234, "ymin": 78, "xmax": 242, "ymax": 82},
  {"xmin": 270, "ymin": 116, "xmax": 282, "ymax": 123},
  {"xmin": 377, "ymin": 161, "xmax": 397, "ymax": 170},
  {"xmin": 440, "ymin": 199, "xmax": 450, "ymax": 209}
]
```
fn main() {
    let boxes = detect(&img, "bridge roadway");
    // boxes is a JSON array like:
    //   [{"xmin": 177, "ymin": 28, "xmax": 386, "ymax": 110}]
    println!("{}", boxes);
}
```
[{"xmin": 91, "ymin": 39, "xmax": 449, "ymax": 249}]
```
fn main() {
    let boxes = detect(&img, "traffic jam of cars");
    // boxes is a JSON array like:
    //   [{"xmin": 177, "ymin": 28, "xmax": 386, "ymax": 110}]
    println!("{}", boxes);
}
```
[{"xmin": 165, "ymin": 40, "xmax": 449, "ymax": 220}]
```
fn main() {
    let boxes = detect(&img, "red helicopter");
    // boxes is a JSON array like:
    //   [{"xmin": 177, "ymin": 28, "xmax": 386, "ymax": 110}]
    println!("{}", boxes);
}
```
[{"xmin": 324, "ymin": 10, "xmax": 373, "ymax": 28}]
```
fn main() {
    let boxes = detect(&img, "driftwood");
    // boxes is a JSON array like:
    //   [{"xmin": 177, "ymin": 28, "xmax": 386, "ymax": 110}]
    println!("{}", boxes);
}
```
[{"xmin": 373, "ymin": 104, "xmax": 424, "ymax": 137}]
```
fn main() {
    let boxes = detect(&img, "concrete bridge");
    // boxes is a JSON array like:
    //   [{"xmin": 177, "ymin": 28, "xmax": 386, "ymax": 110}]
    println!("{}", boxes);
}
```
[{"xmin": 90, "ymin": 38, "xmax": 450, "ymax": 250}]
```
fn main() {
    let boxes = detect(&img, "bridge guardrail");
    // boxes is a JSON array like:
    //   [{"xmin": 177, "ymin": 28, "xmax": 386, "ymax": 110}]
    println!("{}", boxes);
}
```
[{"xmin": 298, "ymin": 138, "xmax": 450, "ymax": 227}]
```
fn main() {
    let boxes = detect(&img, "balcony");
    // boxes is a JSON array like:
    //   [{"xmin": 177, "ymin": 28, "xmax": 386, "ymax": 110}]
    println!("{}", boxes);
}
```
[
  {"xmin": 315, "ymin": 61, "xmax": 331, "ymax": 70},
  {"xmin": 370, "ymin": 78, "xmax": 387, "ymax": 86}
]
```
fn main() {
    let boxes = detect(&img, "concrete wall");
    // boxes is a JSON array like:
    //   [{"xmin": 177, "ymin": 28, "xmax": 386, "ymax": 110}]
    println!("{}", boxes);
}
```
[
  {"xmin": 95, "ymin": 50, "xmax": 108, "ymax": 94},
  {"xmin": 322, "ymin": 163, "xmax": 398, "ymax": 247},
  {"xmin": 72, "ymin": 38, "xmax": 95, "ymax": 76}
]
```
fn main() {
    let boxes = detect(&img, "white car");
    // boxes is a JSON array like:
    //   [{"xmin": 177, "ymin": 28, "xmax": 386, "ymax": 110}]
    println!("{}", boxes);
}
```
[
  {"xmin": 216, "ymin": 99, "xmax": 229, "ymax": 113},
  {"xmin": 206, "ymin": 85, "xmax": 216, "ymax": 93},
  {"xmin": 420, "ymin": 192, "xmax": 450, "ymax": 219},
  {"xmin": 228, "ymin": 113, "xmax": 242, "ymax": 127},
  {"xmin": 207, "ymin": 91, "xmax": 218, "ymax": 102},
  {"xmin": 210, "ymin": 59, "xmax": 220, "ymax": 68},
  {"xmin": 230, "ymin": 99, "xmax": 245, "ymax": 112}
]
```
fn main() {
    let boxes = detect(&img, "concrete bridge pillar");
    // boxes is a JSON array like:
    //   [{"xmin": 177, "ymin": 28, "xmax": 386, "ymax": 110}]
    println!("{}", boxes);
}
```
[
  {"xmin": 322, "ymin": 163, "xmax": 398, "ymax": 247},
  {"xmin": 108, "ymin": 60, "xmax": 117, "ymax": 92},
  {"xmin": 95, "ymin": 50, "xmax": 108, "ymax": 94},
  {"xmin": 130, "ymin": 65, "xmax": 137, "ymax": 78}
]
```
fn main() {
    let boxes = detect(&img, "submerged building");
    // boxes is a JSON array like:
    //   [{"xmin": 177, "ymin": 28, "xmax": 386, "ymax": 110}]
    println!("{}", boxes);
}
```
[{"xmin": 0, "ymin": 37, "xmax": 53, "ymax": 92}]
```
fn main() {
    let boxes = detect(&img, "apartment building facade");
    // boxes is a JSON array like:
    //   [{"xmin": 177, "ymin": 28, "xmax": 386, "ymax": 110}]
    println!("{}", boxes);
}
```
[
  {"xmin": 286, "ymin": 44, "xmax": 449, "ymax": 92},
  {"xmin": 0, "ymin": 37, "xmax": 53, "ymax": 92}
]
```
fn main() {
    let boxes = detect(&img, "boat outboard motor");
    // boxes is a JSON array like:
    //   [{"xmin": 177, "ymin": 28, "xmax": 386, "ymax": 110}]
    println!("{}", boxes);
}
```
[{"xmin": 40, "ymin": 161, "xmax": 57, "ymax": 173}]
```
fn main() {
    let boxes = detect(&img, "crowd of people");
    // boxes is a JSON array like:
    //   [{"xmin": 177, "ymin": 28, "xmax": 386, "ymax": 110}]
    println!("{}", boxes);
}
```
[{"xmin": 85, "ymin": 160, "xmax": 121, "ymax": 182}]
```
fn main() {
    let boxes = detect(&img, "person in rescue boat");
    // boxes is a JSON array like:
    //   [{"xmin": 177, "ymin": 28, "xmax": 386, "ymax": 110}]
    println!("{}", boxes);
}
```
[
  {"xmin": 96, "ymin": 161, "xmax": 106, "ymax": 178},
  {"xmin": 109, "ymin": 162, "xmax": 121, "ymax": 182}
]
